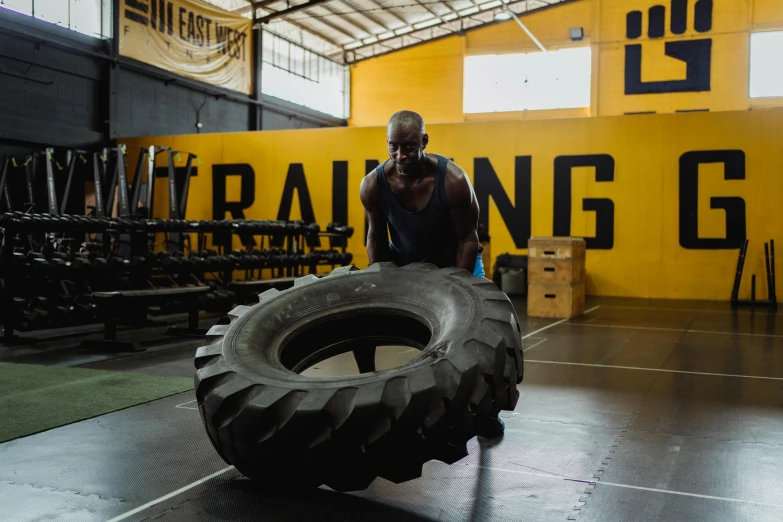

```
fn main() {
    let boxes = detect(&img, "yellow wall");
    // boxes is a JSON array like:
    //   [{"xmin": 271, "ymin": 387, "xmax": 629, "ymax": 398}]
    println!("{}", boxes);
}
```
[
  {"xmin": 465, "ymin": 0, "xmax": 593, "ymax": 54},
  {"xmin": 597, "ymin": 0, "xmax": 750, "ymax": 116},
  {"xmin": 349, "ymin": 0, "xmax": 783, "ymax": 126},
  {"xmin": 755, "ymin": 0, "xmax": 783, "ymax": 29},
  {"xmin": 348, "ymin": 38, "xmax": 466, "ymax": 127},
  {"xmin": 121, "ymin": 108, "xmax": 783, "ymax": 301}
]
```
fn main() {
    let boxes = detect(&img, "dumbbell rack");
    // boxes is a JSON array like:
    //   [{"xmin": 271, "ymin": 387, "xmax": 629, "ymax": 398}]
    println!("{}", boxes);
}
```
[
  {"xmin": 0, "ymin": 212, "xmax": 354, "ymax": 343},
  {"xmin": 730, "ymin": 239, "xmax": 777, "ymax": 309},
  {"xmin": 1, "ymin": 144, "xmax": 355, "ymax": 345}
]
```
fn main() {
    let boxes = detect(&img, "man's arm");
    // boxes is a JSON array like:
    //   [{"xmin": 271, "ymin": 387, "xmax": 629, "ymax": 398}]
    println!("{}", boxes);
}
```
[
  {"xmin": 445, "ymin": 164, "xmax": 480, "ymax": 273},
  {"xmin": 359, "ymin": 171, "xmax": 391, "ymax": 264}
]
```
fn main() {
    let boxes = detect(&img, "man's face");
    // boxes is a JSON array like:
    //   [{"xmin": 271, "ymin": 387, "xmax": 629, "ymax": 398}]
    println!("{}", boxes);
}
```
[{"xmin": 387, "ymin": 123, "xmax": 428, "ymax": 176}]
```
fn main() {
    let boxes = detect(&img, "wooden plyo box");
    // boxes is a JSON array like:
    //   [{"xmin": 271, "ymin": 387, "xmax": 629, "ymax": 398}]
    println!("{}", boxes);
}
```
[
  {"xmin": 527, "ymin": 237, "xmax": 587, "ymax": 319},
  {"xmin": 527, "ymin": 282, "xmax": 586, "ymax": 318},
  {"xmin": 528, "ymin": 236, "xmax": 586, "ymax": 261},
  {"xmin": 528, "ymin": 257, "xmax": 585, "ymax": 285}
]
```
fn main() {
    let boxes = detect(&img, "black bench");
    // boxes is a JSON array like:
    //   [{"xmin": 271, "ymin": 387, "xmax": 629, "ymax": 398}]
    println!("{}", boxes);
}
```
[{"xmin": 80, "ymin": 285, "xmax": 212, "ymax": 352}]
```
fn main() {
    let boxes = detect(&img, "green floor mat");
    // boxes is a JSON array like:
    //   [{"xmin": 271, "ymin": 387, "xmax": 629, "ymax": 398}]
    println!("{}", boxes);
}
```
[{"xmin": 0, "ymin": 362, "xmax": 194, "ymax": 443}]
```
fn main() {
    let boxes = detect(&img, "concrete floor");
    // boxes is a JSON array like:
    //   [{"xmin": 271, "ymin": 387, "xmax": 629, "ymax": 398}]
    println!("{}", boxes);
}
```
[{"xmin": 2, "ymin": 296, "xmax": 783, "ymax": 521}]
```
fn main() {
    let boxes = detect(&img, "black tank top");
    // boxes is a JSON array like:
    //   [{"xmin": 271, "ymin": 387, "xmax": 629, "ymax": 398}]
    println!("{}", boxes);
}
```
[{"xmin": 375, "ymin": 154, "xmax": 459, "ymax": 268}]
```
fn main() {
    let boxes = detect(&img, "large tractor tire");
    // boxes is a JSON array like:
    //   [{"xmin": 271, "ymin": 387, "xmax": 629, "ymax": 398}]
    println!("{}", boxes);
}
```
[{"xmin": 194, "ymin": 262, "xmax": 523, "ymax": 492}]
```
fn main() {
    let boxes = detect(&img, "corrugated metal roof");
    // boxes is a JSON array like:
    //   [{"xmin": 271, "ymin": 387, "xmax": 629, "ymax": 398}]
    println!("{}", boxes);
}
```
[{"xmin": 204, "ymin": 0, "xmax": 575, "ymax": 63}]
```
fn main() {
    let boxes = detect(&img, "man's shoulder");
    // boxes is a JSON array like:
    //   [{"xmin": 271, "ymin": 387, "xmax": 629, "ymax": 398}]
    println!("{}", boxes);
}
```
[
  {"xmin": 446, "ymin": 160, "xmax": 469, "ymax": 180},
  {"xmin": 360, "ymin": 169, "xmax": 380, "ymax": 207},
  {"xmin": 441, "ymin": 157, "xmax": 470, "ymax": 185},
  {"xmin": 439, "ymin": 156, "xmax": 473, "ymax": 207}
]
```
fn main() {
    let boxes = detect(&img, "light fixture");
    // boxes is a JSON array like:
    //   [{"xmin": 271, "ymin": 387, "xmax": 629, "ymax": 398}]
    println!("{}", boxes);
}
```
[
  {"xmin": 570, "ymin": 27, "xmax": 584, "ymax": 41},
  {"xmin": 495, "ymin": 11, "xmax": 512, "ymax": 21}
]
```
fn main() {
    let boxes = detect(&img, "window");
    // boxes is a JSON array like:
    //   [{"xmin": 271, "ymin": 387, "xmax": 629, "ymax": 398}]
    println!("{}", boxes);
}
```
[
  {"xmin": 0, "ymin": 0, "xmax": 112, "ymax": 39},
  {"xmin": 750, "ymin": 31, "xmax": 783, "ymax": 99},
  {"xmin": 261, "ymin": 31, "xmax": 350, "ymax": 119},
  {"xmin": 464, "ymin": 47, "xmax": 591, "ymax": 113}
]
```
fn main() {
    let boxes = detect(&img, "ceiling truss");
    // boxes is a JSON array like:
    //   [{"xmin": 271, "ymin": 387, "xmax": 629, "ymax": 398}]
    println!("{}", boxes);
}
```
[{"xmin": 222, "ymin": 0, "xmax": 577, "ymax": 63}]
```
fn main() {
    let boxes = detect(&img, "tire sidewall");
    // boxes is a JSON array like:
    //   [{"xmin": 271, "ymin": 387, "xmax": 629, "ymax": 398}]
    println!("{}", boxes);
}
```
[{"xmin": 220, "ymin": 266, "xmax": 487, "ymax": 389}]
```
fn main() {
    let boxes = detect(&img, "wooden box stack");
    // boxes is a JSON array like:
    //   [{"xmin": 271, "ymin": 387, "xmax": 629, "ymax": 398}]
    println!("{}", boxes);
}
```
[{"xmin": 526, "ymin": 236, "xmax": 586, "ymax": 318}]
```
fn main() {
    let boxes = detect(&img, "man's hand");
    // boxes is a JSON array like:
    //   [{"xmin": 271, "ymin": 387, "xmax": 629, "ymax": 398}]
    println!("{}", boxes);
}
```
[
  {"xmin": 360, "ymin": 171, "xmax": 391, "ymax": 264},
  {"xmin": 445, "ymin": 163, "xmax": 480, "ymax": 273}
]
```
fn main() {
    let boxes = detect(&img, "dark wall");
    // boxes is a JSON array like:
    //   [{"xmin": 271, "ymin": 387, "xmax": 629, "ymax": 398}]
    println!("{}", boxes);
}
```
[
  {"xmin": 110, "ymin": 62, "xmax": 338, "ymax": 138},
  {"xmin": 112, "ymin": 66, "xmax": 250, "ymax": 138},
  {"xmin": 261, "ymin": 106, "xmax": 324, "ymax": 131},
  {"xmin": 0, "ymin": 11, "xmax": 108, "ymax": 153},
  {"xmin": 0, "ymin": 9, "xmax": 345, "ymax": 157}
]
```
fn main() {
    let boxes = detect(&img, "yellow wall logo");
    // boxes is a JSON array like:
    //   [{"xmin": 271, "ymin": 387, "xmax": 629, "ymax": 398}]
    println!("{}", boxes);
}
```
[{"xmin": 625, "ymin": 0, "xmax": 714, "ymax": 94}]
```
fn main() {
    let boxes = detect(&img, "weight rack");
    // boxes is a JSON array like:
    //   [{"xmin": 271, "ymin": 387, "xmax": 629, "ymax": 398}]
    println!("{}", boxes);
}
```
[
  {"xmin": 730, "ymin": 239, "xmax": 777, "ymax": 309},
  {"xmin": 0, "ymin": 146, "xmax": 355, "ymax": 347}
]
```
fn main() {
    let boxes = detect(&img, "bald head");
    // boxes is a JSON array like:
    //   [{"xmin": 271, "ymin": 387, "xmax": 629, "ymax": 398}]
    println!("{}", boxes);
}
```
[
  {"xmin": 386, "ymin": 110, "xmax": 429, "ymax": 176},
  {"xmin": 387, "ymin": 110, "xmax": 425, "ymax": 137}
]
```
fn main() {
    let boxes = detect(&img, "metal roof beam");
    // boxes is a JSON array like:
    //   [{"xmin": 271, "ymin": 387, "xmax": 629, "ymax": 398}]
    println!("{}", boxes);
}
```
[
  {"xmin": 429, "ymin": 0, "xmax": 463, "ymax": 17},
  {"xmin": 501, "ymin": 0, "xmax": 547, "ymax": 52},
  {"xmin": 233, "ymin": 0, "xmax": 276, "ymax": 15},
  {"xmin": 302, "ymin": 12, "xmax": 360, "ymax": 40},
  {"xmin": 409, "ymin": 0, "xmax": 446, "ymax": 23},
  {"xmin": 256, "ymin": 2, "xmax": 357, "ymax": 42},
  {"xmin": 275, "ymin": 17, "xmax": 346, "ymax": 48},
  {"xmin": 251, "ymin": 5, "xmax": 347, "ymax": 49},
  {"xmin": 346, "ymin": 0, "xmax": 573, "ymax": 61},
  {"xmin": 362, "ymin": 0, "xmax": 408, "ymax": 27},
  {"xmin": 258, "ymin": 0, "xmax": 332, "ymax": 24},
  {"xmin": 317, "ymin": 3, "xmax": 375, "ymax": 38},
  {"xmin": 335, "ymin": 0, "xmax": 396, "ymax": 34},
  {"xmin": 302, "ymin": 14, "xmax": 356, "ymax": 41}
]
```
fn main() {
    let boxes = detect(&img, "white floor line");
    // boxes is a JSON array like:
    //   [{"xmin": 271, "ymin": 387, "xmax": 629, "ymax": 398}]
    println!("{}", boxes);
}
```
[
  {"xmin": 521, "ymin": 306, "xmax": 600, "ymax": 340},
  {"xmin": 525, "ymin": 359, "xmax": 783, "ymax": 381},
  {"xmin": 567, "ymin": 322, "xmax": 783, "ymax": 339},
  {"xmin": 522, "ymin": 338, "xmax": 548, "ymax": 353},
  {"xmin": 175, "ymin": 399, "xmax": 197, "ymax": 408},
  {"xmin": 598, "ymin": 304, "xmax": 778, "ymax": 316},
  {"xmin": 106, "ymin": 460, "xmax": 783, "ymax": 521},
  {"xmin": 469, "ymin": 465, "xmax": 783, "ymax": 510},
  {"xmin": 105, "ymin": 466, "xmax": 235, "ymax": 522},
  {"xmin": 595, "ymin": 480, "xmax": 783, "ymax": 509}
]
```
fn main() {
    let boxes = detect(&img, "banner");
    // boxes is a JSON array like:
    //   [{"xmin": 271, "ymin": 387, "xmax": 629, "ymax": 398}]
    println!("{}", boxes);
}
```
[{"xmin": 119, "ymin": 0, "xmax": 253, "ymax": 95}]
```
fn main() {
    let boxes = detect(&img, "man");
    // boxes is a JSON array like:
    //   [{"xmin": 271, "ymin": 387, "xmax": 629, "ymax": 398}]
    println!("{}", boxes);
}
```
[
  {"xmin": 358, "ymin": 110, "xmax": 505, "ymax": 439},
  {"xmin": 359, "ymin": 110, "xmax": 484, "ymax": 276}
]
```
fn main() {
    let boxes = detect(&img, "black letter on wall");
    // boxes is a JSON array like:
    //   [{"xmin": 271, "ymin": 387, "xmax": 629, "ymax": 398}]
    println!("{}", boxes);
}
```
[
  {"xmin": 273, "ymin": 163, "xmax": 318, "ymax": 247},
  {"xmin": 624, "ymin": 0, "xmax": 713, "ymax": 94},
  {"xmin": 332, "ymin": 160, "xmax": 348, "ymax": 248},
  {"xmin": 474, "ymin": 157, "xmax": 532, "ymax": 249},
  {"xmin": 553, "ymin": 154, "xmax": 615, "ymax": 250},
  {"xmin": 679, "ymin": 150, "xmax": 746, "ymax": 249},
  {"xmin": 212, "ymin": 163, "xmax": 255, "ymax": 250}
]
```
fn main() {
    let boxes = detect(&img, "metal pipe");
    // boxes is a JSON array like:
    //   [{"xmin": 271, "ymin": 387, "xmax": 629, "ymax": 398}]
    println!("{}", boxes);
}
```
[
  {"xmin": 0, "ymin": 156, "xmax": 12, "ymax": 212},
  {"xmin": 770, "ymin": 239, "xmax": 777, "ymax": 303},
  {"xmin": 60, "ymin": 152, "xmax": 77, "ymax": 214},
  {"xmin": 44, "ymin": 148, "xmax": 58, "ymax": 215},
  {"xmin": 145, "ymin": 146, "xmax": 156, "ymax": 219},
  {"xmin": 503, "ymin": 4, "xmax": 547, "ymax": 52},
  {"xmin": 258, "ymin": 0, "xmax": 332, "ymax": 24}
]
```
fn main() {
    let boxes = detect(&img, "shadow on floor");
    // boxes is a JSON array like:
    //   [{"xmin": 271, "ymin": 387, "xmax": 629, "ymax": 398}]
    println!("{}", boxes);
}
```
[
  {"xmin": 164, "ymin": 477, "xmax": 441, "ymax": 522},
  {"xmin": 466, "ymin": 435, "xmax": 505, "ymax": 522}
]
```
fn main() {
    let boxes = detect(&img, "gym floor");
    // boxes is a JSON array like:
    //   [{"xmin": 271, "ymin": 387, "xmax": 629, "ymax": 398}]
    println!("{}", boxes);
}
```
[{"xmin": 2, "ymin": 296, "xmax": 783, "ymax": 522}]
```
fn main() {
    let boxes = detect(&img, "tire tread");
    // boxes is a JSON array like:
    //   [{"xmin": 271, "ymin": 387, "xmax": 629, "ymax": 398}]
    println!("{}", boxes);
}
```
[{"xmin": 193, "ymin": 263, "xmax": 523, "ymax": 492}]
